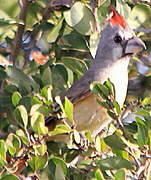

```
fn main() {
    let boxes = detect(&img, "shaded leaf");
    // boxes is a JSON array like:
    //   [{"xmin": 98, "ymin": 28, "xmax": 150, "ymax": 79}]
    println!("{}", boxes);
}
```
[
  {"xmin": 61, "ymin": 57, "xmax": 86, "ymax": 77},
  {"xmin": 97, "ymin": 156, "xmax": 133, "ymax": 170},
  {"xmin": 6, "ymin": 66, "xmax": 39, "ymax": 93},
  {"xmin": 104, "ymin": 134, "xmax": 126, "ymax": 150},
  {"xmin": 52, "ymin": 157, "xmax": 67, "ymax": 176},
  {"xmin": 41, "ymin": 67, "xmax": 52, "ymax": 86},
  {"xmin": 14, "ymin": 105, "xmax": 28, "ymax": 128},
  {"xmin": 28, "ymin": 154, "xmax": 48, "ymax": 172},
  {"xmin": 136, "ymin": 117, "xmax": 148, "ymax": 147}
]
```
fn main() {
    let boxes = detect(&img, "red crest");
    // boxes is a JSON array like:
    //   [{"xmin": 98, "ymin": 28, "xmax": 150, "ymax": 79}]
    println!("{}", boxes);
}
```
[{"xmin": 109, "ymin": 7, "xmax": 126, "ymax": 28}]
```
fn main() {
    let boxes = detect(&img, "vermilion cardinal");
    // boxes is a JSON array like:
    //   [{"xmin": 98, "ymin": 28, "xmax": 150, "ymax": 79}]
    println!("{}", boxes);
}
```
[{"xmin": 46, "ymin": 8, "xmax": 146, "ymax": 138}]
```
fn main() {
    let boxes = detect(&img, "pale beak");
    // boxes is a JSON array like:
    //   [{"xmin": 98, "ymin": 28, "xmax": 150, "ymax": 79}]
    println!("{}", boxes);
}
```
[{"xmin": 125, "ymin": 37, "xmax": 146, "ymax": 55}]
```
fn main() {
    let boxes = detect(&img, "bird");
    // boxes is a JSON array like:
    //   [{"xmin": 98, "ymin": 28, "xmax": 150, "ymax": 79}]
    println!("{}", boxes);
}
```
[{"xmin": 46, "ymin": 8, "xmax": 146, "ymax": 139}]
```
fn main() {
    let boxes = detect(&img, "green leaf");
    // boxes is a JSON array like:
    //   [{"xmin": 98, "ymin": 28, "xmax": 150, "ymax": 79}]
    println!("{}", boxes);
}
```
[
  {"xmin": 97, "ymin": 0, "xmax": 110, "ymax": 21},
  {"xmin": 64, "ymin": 2, "xmax": 95, "ymax": 35},
  {"xmin": 46, "ymin": 18, "xmax": 64, "ymax": 43},
  {"xmin": 19, "ymin": 96, "xmax": 32, "ymax": 112},
  {"xmin": 116, "ymin": 0, "xmax": 131, "ymax": 19},
  {"xmin": 30, "ymin": 104, "xmax": 51, "ymax": 116},
  {"xmin": 31, "ymin": 112, "xmax": 48, "ymax": 135},
  {"xmin": 14, "ymin": 105, "xmax": 28, "ymax": 128},
  {"xmin": 28, "ymin": 154, "xmax": 48, "ymax": 172},
  {"xmin": 50, "ymin": 124, "xmax": 71, "ymax": 136},
  {"xmin": 136, "ymin": 109, "xmax": 150, "ymax": 117},
  {"xmin": 104, "ymin": 134, "xmax": 126, "ymax": 150},
  {"xmin": 6, "ymin": 66, "xmax": 39, "ymax": 93},
  {"xmin": 59, "ymin": 31, "xmax": 88, "ymax": 51},
  {"xmin": 0, "ymin": 69, "xmax": 7, "ymax": 81},
  {"xmin": 41, "ymin": 67, "xmax": 52, "ymax": 86},
  {"xmin": 41, "ymin": 85, "xmax": 53, "ymax": 102},
  {"xmin": 97, "ymin": 156, "xmax": 133, "ymax": 170},
  {"xmin": 64, "ymin": 97, "xmax": 74, "ymax": 123},
  {"xmin": 112, "ymin": 149, "xmax": 129, "ymax": 159},
  {"xmin": 90, "ymin": 81, "xmax": 110, "ymax": 98},
  {"xmin": 12, "ymin": 91, "xmax": 22, "ymax": 106},
  {"xmin": 52, "ymin": 157, "xmax": 67, "ymax": 176},
  {"xmin": 127, "ymin": 4, "xmax": 151, "ymax": 29},
  {"xmin": 103, "ymin": 79, "xmax": 114, "ymax": 95},
  {"xmin": 16, "ymin": 129, "xmax": 29, "ymax": 145},
  {"xmin": 113, "ymin": 100, "xmax": 121, "ymax": 115},
  {"xmin": 33, "ymin": 144, "xmax": 47, "ymax": 156},
  {"xmin": 95, "ymin": 169, "xmax": 105, "ymax": 180},
  {"xmin": 0, "ymin": 140, "xmax": 7, "ymax": 163},
  {"xmin": 52, "ymin": 64, "xmax": 68, "ymax": 96},
  {"xmin": 107, "ymin": 110, "xmax": 117, "ymax": 120},
  {"xmin": 61, "ymin": 57, "xmax": 86, "ymax": 77},
  {"xmin": 96, "ymin": 99, "xmax": 111, "ymax": 109},
  {"xmin": 85, "ymin": 131, "xmax": 93, "ymax": 143},
  {"xmin": 95, "ymin": 136, "xmax": 102, "ymax": 152},
  {"xmin": 0, "ymin": 174, "xmax": 19, "ymax": 180},
  {"xmin": 0, "ymin": 0, "xmax": 19, "ymax": 18},
  {"xmin": 142, "ymin": 97, "xmax": 151, "ymax": 105},
  {"xmin": 6, "ymin": 133, "xmax": 21, "ymax": 156},
  {"xmin": 32, "ymin": 96, "xmax": 43, "ymax": 105},
  {"xmin": 136, "ymin": 117, "xmax": 148, "ymax": 147},
  {"xmin": 114, "ymin": 169, "xmax": 125, "ymax": 180},
  {"xmin": 4, "ymin": 84, "xmax": 18, "ymax": 95}
]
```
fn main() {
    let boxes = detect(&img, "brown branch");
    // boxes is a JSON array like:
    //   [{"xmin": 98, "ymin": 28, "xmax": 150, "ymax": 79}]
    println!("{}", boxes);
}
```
[
  {"xmin": 0, "ymin": 46, "xmax": 11, "ymax": 54},
  {"xmin": 9, "ymin": 0, "xmax": 32, "ymax": 65},
  {"xmin": 133, "ymin": 0, "xmax": 151, "ymax": 7}
]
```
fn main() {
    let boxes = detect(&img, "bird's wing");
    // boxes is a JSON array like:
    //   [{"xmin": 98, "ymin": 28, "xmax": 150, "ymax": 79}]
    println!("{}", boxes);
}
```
[{"xmin": 65, "ymin": 75, "xmax": 92, "ymax": 104}]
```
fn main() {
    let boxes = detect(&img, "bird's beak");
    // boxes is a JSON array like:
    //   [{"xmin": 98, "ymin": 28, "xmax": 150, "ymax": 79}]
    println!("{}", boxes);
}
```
[{"xmin": 125, "ymin": 37, "xmax": 146, "ymax": 55}]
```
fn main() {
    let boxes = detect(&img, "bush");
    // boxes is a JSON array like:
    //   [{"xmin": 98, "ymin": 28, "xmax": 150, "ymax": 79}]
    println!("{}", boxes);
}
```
[{"xmin": 0, "ymin": 0, "xmax": 151, "ymax": 179}]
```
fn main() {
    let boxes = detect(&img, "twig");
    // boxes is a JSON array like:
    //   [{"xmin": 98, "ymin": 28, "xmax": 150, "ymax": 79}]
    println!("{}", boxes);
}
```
[
  {"xmin": 9, "ymin": 0, "xmax": 32, "ymax": 66},
  {"xmin": 134, "ymin": 28, "xmax": 151, "ymax": 33},
  {"xmin": 23, "ymin": 0, "xmax": 76, "ymax": 51}
]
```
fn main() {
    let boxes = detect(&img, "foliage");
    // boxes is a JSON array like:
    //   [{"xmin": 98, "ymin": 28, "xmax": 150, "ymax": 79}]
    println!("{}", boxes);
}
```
[{"xmin": 0, "ymin": 0, "xmax": 151, "ymax": 179}]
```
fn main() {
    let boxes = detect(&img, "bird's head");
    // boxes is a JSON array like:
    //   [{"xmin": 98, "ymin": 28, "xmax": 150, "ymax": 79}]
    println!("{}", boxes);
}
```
[{"xmin": 95, "ymin": 8, "xmax": 146, "ymax": 64}]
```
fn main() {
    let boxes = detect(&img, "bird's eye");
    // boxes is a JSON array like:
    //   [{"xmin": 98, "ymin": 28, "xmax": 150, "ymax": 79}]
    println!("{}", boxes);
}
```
[{"xmin": 114, "ymin": 35, "xmax": 122, "ymax": 43}]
